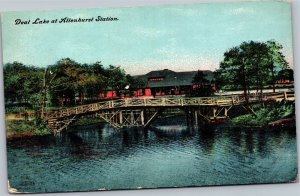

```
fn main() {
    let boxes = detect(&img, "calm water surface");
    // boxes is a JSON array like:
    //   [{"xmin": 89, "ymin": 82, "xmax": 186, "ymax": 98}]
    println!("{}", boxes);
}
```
[{"xmin": 7, "ymin": 120, "xmax": 298, "ymax": 193}]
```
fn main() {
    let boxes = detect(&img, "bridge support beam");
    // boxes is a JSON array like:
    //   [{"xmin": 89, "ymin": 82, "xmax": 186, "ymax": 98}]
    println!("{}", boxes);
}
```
[
  {"xmin": 46, "ymin": 116, "xmax": 77, "ymax": 134},
  {"xmin": 96, "ymin": 108, "xmax": 165, "ymax": 129},
  {"xmin": 192, "ymin": 106, "xmax": 231, "ymax": 125},
  {"xmin": 224, "ymin": 108, "xmax": 228, "ymax": 117},
  {"xmin": 144, "ymin": 108, "xmax": 164, "ymax": 129},
  {"xmin": 140, "ymin": 110, "xmax": 145, "ymax": 125}
]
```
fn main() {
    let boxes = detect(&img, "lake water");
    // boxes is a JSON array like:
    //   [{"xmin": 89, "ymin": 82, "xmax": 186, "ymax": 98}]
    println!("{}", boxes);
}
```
[{"xmin": 7, "ymin": 120, "xmax": 298, "ymax": 193}]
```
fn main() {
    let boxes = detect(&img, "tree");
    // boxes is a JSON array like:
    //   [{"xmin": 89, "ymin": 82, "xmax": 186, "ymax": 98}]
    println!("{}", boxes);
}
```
[
  {"xmin": 277, "ymin": 68, "xmax": 294, "ymax": 83},
  {"xmin": 4, "ymin": 58, "xmax": 145, "ymax": 109},
  {"xmin": 216, "ymin": 40, "xmax": 289, "ymax": 104},
  {"xmin": 217, "ymin": 45, "xmax": 251, "ymax": 103},
  {"xmin": 106, "ymin": 65, "xmax": 128, "ymax": 97},
  {"xmin": 4, "ymin": 62, "xmax": 43, "ymax": 108},
  {"xmin": 83, "ymin": 61, "xmax": 107, "ymax": 101},
  {"xmin": 124, "ymin": 75, "xmax": 147, "ymax": 96},
  {"xmin": 266, "ymin": 40, "xmax": 289, "ymax": 92},
  {"xmin": 192, "ymin": 70, "xmax": 211, "ymax": 96},
  {"xmin": 48, "ymin": 58, "xmax": 83, "ymax": 107},
  {"xmin": 242, "ymin": 41, "xmax": 270, "ymax": 97},
  {"xmin": 192, "ymin": 70, "xmax": 209, "ymax": 86}
]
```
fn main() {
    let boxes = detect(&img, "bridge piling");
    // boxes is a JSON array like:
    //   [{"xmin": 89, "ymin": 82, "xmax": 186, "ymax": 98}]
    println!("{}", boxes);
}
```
[{"xmin": 119, "ymin": 111, "xmax": 123, "ymax": 125}]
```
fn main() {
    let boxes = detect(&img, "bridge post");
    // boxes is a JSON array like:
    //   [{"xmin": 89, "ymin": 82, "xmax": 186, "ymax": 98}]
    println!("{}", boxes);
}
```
[
  {"xmin": 162, "ymin": 98, "xmax": 166, "ymax": 106},
  {"xmin": 141, "ymin": 110, "xmax": 145, "ymax": 125},
  {"xmin": 212, "ymin": 107, "xmax": 217, "ymax": 118},
  {"xmin": 119, "ymin": 111, "xmax": 123, "ymax": 125},
  {"xmin": 130, "ymin": 111, "xmax": 134, "ymax": 125},
  {"xmin": 284, "ymin": 91, "xmax": 287, "ymax": 100}
]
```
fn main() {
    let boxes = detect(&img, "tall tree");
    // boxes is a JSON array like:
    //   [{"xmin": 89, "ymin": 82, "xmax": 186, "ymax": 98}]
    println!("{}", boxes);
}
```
[
  {"xmin": 216, "ymin": 40, "xmax": 289, "ymax": 104},
  {"xmin": 266, "ymin": 40, "xmax": 289, "ymax": 92},
  {"xmin": 84, "ymin": 61, "xmax": 107, "ymax": 101},
  {"xmin": 217, "ymin": 46, "xmax": 251, "ymax": 103},
  {"xmin": 192, "ymin": 70, "xmax": 209, "ymax": 86},
  {"xmin": 4, "ymin": 62, "xmax": 43, "ymax": 108},
  {"xmin": 48, "ymin": 58, "xmax": 83, "ymax": 107},
  {"xmin": 106, "ymin": 65, "xmax": 128, "ymax": 97},
  {"xmin": 192, "ymin": 70, "xmax": 211, "ymax": 97}
]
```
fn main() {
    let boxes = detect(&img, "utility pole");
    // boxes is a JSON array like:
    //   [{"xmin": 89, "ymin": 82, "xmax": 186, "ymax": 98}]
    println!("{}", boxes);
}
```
[
  {"xmin": 39, "ymin": 67, "xmax": 56, "ymax": 119},
  {"xmin": 40, "ymin": 68, "xmax": 47, "ymax": 119}
]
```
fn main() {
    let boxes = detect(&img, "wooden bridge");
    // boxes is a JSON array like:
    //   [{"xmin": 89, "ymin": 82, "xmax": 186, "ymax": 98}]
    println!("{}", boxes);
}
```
[{"xmin": 42, "ymin": 91, "xmax": 294, "ymax": 133}]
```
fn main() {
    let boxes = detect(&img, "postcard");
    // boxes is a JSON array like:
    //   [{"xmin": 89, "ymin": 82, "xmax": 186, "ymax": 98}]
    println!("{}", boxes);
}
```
[{"xmin": 1, "ymin": 0, "xmax": 297, "ymax": 193}]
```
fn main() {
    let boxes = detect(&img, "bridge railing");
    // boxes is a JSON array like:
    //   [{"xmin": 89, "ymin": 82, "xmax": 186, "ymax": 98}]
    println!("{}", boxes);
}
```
[
  {"xmin": 44, "ymin": 92, "xmax": 293, "ymax": 119},
  {"xmin": 43, "ymin": 96, "xmax": 244, "ymax": 119}
]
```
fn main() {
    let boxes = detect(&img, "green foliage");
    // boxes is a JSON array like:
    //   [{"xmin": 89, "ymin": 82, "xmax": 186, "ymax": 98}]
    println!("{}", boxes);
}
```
[
  {"xmin": 191, "ymin": 70, "xmax": 212, "ymax": 97},
  {"xmin": 4, "ymin": 62, "xmax": 43, "ymax": 107},
  {"xmin": 192, "ymin": 70, "xmax": 209, "ymax": 85},
  {"xmin": 216, "ymin": 40, "xmax": 290, "ymax": 102},
  {"xmin": 6, "ymin": 121, "xmax": 50, "ymax": 136},
  {"xmin": 231, "ymin": 102, "xmax": 294, "ymax": 127},
  {"xmin": 126, "ymin": 75, "xmax": 146, "ymax": 90},
  {"xmin": 46, "ymin": 59, "xmax": 138, "ymax": 106},
  {"xmin": 48, "ymin": 58, "xmax": 83, "ymax": 106},
  {"xmin": 83, "ymin": 62, "xmax": 107, "ymax": 101},
  {"xmin": 277, "ymin": 68, "xmax": 294, "ymax": 81},
  {"xmin": 4, "ymin": 58, "xmax": 141, "ymax": 109}
]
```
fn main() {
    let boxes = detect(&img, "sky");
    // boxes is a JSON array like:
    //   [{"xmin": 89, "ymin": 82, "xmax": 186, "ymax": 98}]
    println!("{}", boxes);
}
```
[{"xmin": 1, "ymin": 1, "xmax": 293, "ymax": 75}]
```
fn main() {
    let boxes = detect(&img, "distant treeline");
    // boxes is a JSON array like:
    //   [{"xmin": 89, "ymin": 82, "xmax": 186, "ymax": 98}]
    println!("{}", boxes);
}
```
[{"xmin": 4, "ymin": 58, "xmax": 146, "ymax": 108}]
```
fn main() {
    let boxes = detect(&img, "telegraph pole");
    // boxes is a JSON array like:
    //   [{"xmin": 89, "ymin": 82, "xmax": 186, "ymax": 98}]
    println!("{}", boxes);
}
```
[{"xmin": 40, "ymin": 68, "xmax": 47, "ymax": 119}]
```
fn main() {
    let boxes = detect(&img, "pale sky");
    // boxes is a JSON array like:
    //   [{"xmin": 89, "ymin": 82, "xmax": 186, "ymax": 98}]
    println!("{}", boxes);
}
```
[{"xmin": 1, "ymin": 1, "xmax": 293, "ymax": 75}]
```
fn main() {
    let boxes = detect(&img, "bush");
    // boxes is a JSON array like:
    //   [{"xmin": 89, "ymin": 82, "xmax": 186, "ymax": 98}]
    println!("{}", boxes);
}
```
[{"xmin": 230, "ymin": 102, "xmax": 294, "ymax": 127}]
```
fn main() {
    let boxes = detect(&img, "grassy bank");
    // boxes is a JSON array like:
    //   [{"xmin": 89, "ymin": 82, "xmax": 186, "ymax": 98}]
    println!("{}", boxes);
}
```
[
  {"xmin": 5, "ymin": 113, "xmax": 50, "ymax": 139},
  {"xmin": 5, "ymin": 113, "xmax": 104, "ymax": 139},
  {"xmin": 230, "ymin": 101, "xmax": 295, "ymax": 127}
]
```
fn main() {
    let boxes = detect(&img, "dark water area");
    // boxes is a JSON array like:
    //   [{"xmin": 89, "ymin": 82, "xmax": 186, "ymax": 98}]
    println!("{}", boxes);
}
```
[{"xmin": 7, "ymin": 117, "xmax": 298, "ymax": 193}]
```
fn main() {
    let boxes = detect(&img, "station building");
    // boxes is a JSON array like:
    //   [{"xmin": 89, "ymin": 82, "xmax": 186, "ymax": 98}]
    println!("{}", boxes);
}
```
[{"xmin": 99, "ymin": 69, "xmax": 214, "ymax": 99}]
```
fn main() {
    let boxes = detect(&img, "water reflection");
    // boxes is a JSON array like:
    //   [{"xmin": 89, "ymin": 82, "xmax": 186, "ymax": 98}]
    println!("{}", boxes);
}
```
[
  {"xmin": 230, "ymin": 128, "xmax": 242, "ymax": 147},
  {"xmin": 149, "ymin": 125, "xmax": 193, "ymax": 139},
  {"xmin": 198, "ymin": 125, "xmax": 216, "ymax": 154},
  {"xmin": 122, "ymin": 127, "xmax": 146, "ymax": 147},
  {"xmin": 6, "ymin": 121, "xmax": 297, "ymax": 193},
  {"xmin": 245, "ymin": 131, "xmax": 254, "ymax": 154},
  {"xmin": 66, "ymin": 132, "xmax": 94, "ymax": 158},
  {"xmin": 257, "ymin": 130, "xmax": 267, "ymax": 154}
]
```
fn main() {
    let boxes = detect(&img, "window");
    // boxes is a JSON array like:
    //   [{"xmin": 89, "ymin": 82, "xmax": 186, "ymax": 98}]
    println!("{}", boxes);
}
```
[{"xmin": 148, "ymin": 77, "xmax": 164, "ymax": 81}]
